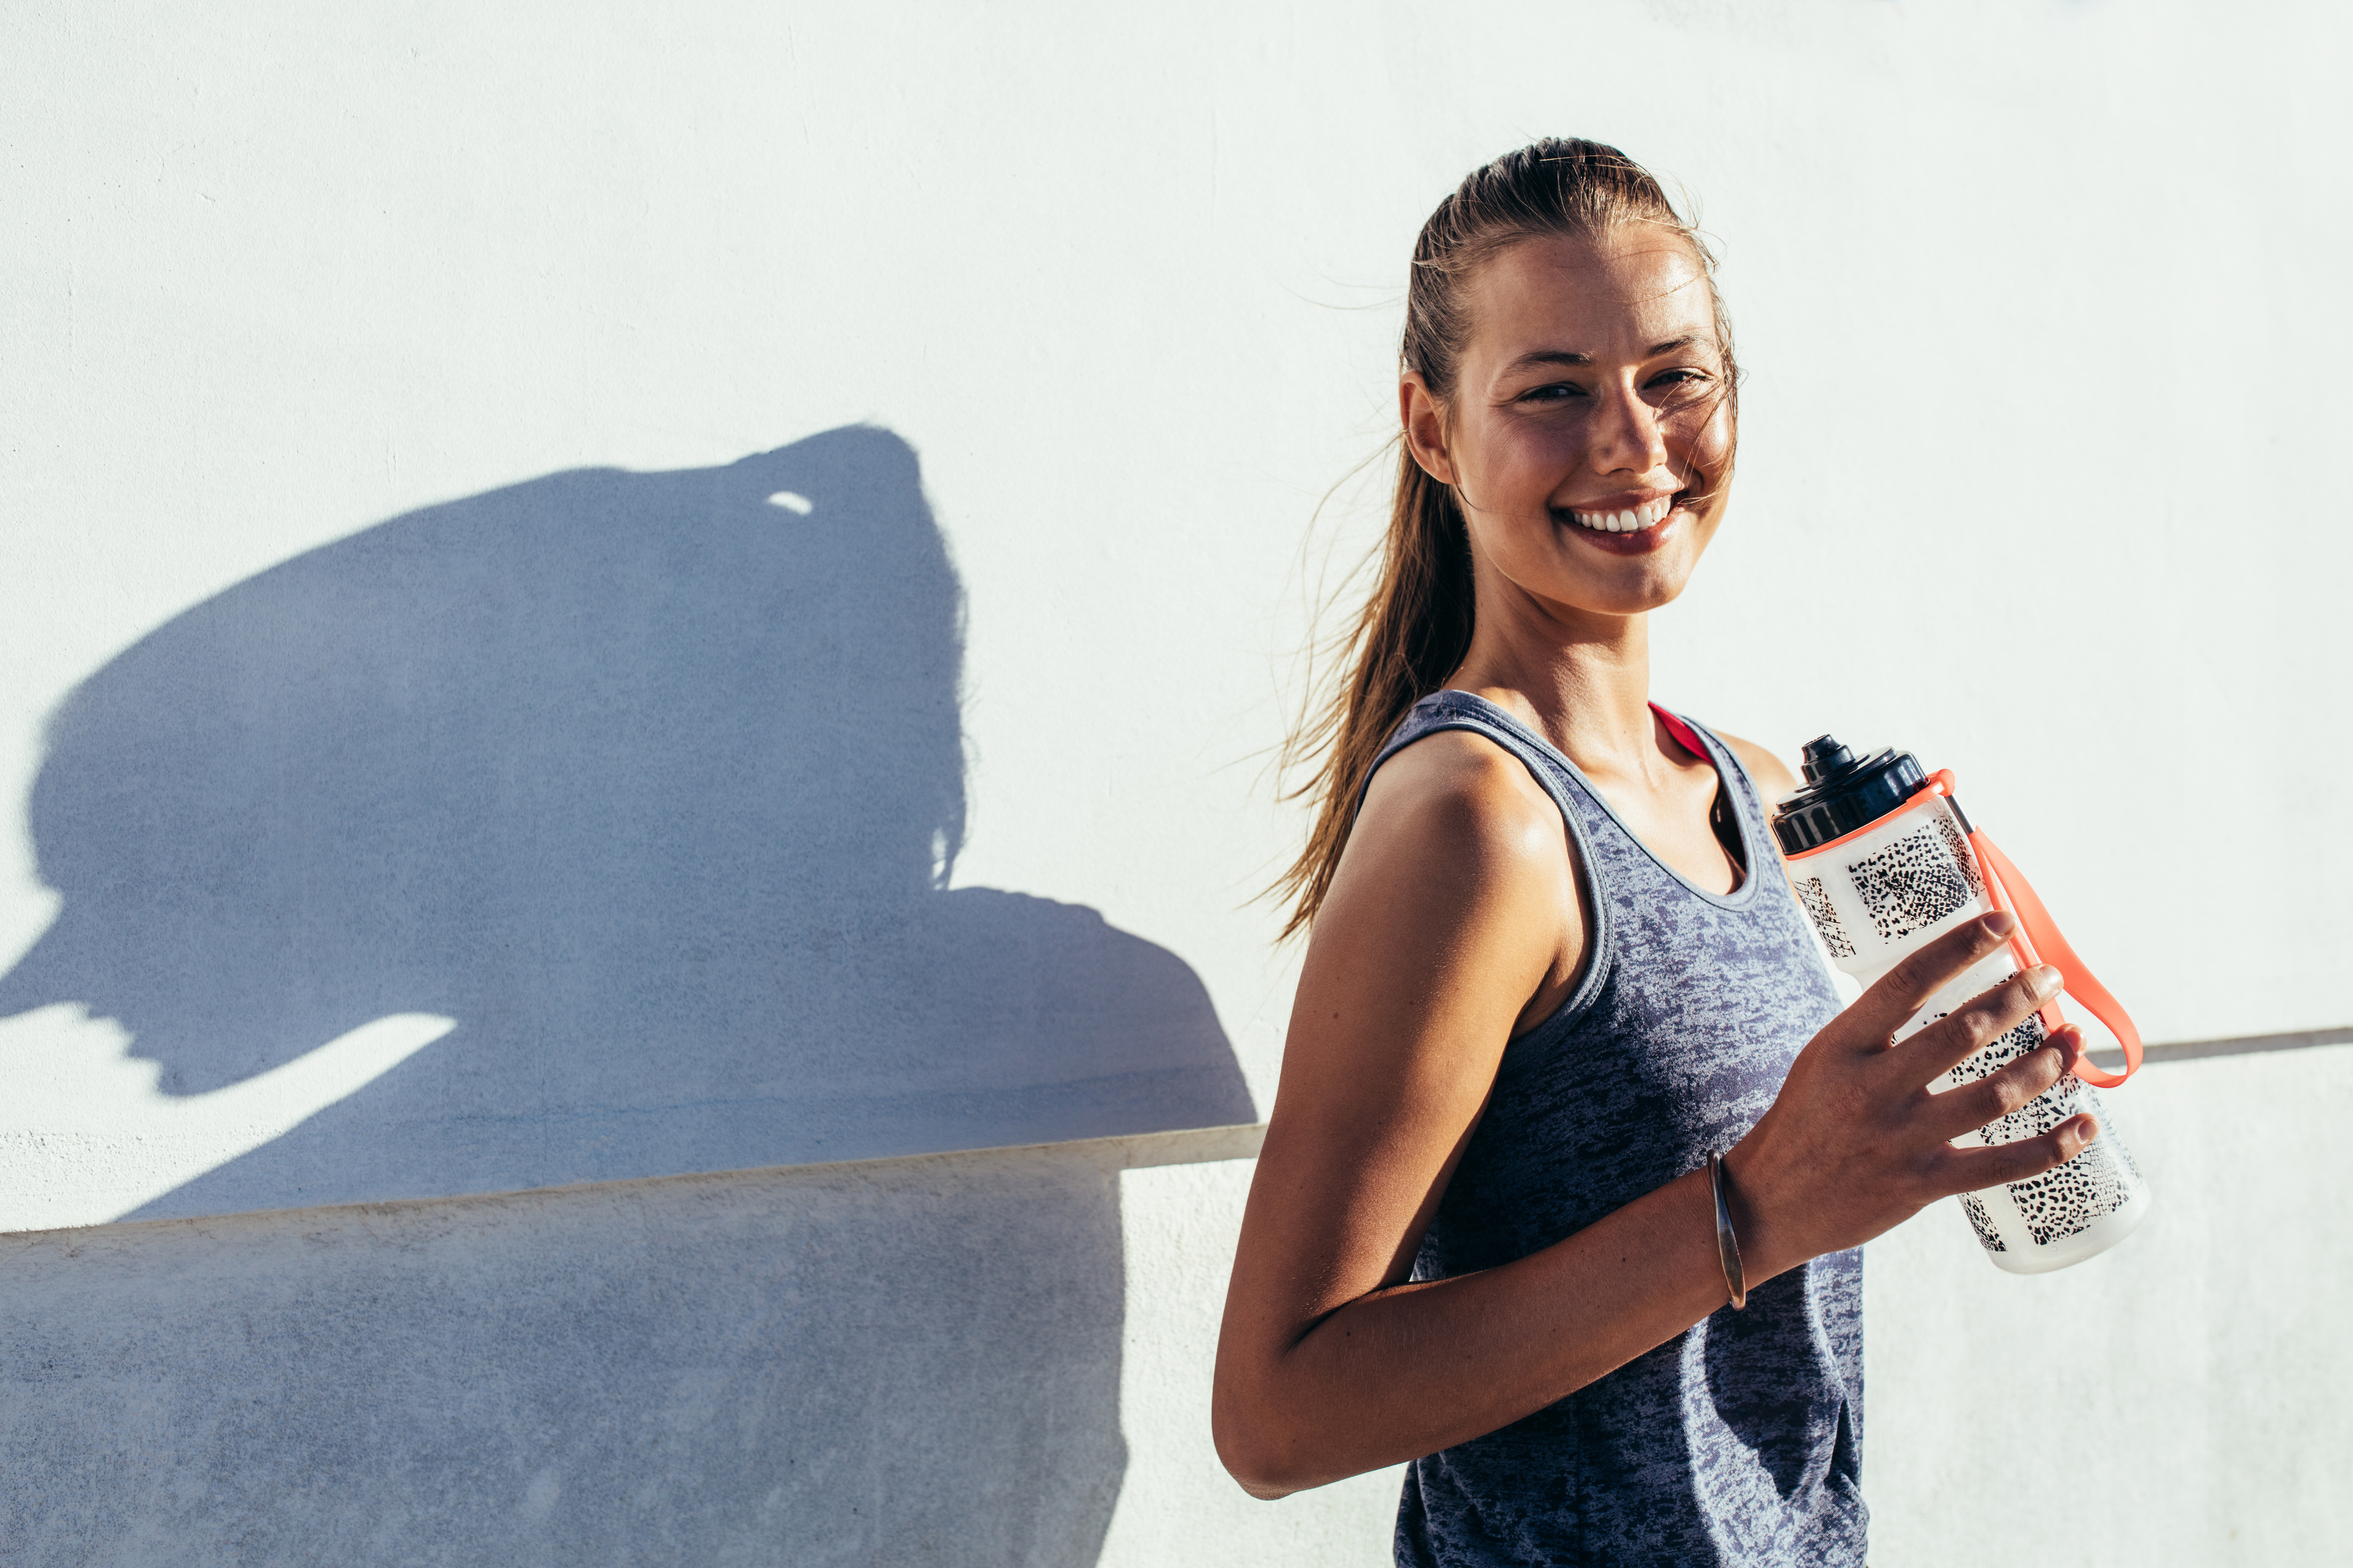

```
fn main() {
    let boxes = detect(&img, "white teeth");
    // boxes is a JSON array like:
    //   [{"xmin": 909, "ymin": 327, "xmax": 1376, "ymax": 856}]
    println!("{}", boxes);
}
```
[
  {"xmin": 1568, "ymin": 500, "xmax": 1676, "ymax": 533},
  {"xmin": 1566, "ymin": 501, "xmax": 1676, "ymax": 532}
]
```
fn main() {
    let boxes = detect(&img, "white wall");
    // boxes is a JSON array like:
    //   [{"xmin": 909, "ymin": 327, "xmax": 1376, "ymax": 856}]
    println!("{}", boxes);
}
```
[{"xmin": 3, "ymin": 1, "xmax": 2348, "ymax": 1563}]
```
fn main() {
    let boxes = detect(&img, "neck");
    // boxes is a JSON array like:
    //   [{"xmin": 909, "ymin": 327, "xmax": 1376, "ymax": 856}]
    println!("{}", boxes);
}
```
[{"xmin": 1447, "ymin": 581, "xmax": 1665, "ymax": 780}]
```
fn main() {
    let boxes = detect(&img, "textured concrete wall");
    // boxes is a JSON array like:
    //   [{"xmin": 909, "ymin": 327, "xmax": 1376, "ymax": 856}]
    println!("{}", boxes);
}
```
[
  {"xmin": 3, "ymin": 0, "xmax": 2349, "ymax": 1562},
  {"xmin": 8, "ymin": 1049, "xmax": 2349, "ymax": 1566},
  {"xmin": 0, "ymin": 1128, "xmax": 1411, "ymax": 1568},
  {"xmin": 1864, "ymin": 1041, "xmax": 2353, "ymax": 1567}
]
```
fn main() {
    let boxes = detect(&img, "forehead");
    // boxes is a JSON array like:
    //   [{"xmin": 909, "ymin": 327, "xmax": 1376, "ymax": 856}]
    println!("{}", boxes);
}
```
[{"xmin": 1459, "ymin": 231, "xmax": 1717, "ymax": 367}]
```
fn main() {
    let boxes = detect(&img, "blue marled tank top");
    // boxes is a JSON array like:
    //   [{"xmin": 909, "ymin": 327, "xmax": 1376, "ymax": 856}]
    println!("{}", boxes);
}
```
[{"xmin": 1373, "ymin": 692, "xmax": 1865, "ymax": 1568}]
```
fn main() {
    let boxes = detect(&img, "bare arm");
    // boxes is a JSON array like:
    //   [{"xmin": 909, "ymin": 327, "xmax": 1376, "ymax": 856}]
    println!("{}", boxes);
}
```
[{"xmin": 1212, "ymin": 733, "xmax": 2096, "ymax": 1500}]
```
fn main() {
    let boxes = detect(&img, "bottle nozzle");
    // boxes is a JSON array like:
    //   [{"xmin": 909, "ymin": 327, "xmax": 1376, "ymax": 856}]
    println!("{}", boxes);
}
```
[{"xmin": 1800, "ymin": 734, "xmax": 1857, "ymax": 784}]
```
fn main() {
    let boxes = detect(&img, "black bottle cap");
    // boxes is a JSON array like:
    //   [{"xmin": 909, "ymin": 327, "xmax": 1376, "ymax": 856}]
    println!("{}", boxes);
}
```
[{"xmin": 1769, "ymin": 734, "xmax": 1929, "ymax": 855}]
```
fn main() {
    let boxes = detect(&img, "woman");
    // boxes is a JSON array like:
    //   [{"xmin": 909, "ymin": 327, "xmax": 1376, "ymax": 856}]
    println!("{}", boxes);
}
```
[{"xmin": 1212, "ymin": 140, "xmax": 2099, "ymax": 1566}]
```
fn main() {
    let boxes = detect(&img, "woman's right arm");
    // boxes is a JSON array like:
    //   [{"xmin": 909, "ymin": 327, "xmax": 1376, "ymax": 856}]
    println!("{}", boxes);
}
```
[{"xmin": 1211, "ymin": 736, "xmax": 2096, "ymax": 1500}]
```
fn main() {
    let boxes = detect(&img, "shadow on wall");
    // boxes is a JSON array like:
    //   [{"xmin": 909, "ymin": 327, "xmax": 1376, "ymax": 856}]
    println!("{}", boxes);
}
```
[
  {"xmin": 0, "ymin": 424, "xmax": 1253, "ymax": 1212},
  {"xmin": 0, "ymin": 426, "xmax": 1253, "ymax": 1564}
]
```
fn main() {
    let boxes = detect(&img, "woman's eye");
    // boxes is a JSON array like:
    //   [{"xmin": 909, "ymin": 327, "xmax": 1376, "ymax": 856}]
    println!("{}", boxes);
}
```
[
  {"xmin": 1518, "ymin": 382, "xmax": 1584, "ymax": 404},
  {"xmin": 1650, "ymin": 369, "xmax": 1721, "ymax": 409}
]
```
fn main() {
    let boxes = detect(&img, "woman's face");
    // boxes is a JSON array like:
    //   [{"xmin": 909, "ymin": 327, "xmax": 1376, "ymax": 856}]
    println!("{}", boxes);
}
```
[{"xmin": 1403, "ymin": 229, "xmax": 1734, "ymax": 623}]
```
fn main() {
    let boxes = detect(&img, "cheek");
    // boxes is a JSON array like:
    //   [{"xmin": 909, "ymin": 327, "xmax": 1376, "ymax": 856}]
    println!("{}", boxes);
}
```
[
  {"xmin": 1673, "ymin": 403, "xmax": 1735, "ymax": 487},
  {"xmin": 1461, "ymin": 416, "xmax": 1583, "ymax": 506}
]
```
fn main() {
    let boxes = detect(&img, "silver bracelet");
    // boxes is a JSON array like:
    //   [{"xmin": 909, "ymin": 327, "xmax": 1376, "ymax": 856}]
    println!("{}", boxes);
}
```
[{"xmin": 1707, "ymin": 1151, "xmax": 1748, "ymax": 1311}]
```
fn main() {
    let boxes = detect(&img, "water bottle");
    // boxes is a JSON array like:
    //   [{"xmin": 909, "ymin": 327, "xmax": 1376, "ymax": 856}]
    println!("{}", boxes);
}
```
[{"xmin": 1770, "ymin": 736, "xmax": 2151, "ymax": 1274}]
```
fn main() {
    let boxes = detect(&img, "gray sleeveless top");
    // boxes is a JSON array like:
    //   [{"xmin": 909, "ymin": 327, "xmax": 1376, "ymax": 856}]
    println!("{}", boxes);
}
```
[{"xmin": 1373, "ymin": 692, "xmax": 1865, "ymax": 1568}]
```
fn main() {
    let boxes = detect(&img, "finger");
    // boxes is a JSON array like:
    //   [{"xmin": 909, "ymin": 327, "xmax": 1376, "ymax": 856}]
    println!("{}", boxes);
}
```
[
  {"xmin": 1937, "ymin": 1113, "xmax": 2100, "ymax": 1192},
  {"xmin": 2050, "ymin": 1023, "xmax": 2086, "ymax": 1077},
  {"xmin": 1919, "ymin": 1029, "xmax": 2075, "ymax": 1144},
  {"xmin": 1895, "ymin": 963, "xmax": 2063, "ymax": 1088},
  {"xmin": 1843, "ymin": 912, "xmax": 2020, "ymax": 1051}
]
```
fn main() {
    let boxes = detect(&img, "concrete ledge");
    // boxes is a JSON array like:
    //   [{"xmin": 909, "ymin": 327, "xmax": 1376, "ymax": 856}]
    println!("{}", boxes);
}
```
[
  {"xmin": 1, "ymin": 1121, "xmax": 1273, "ymax": 1242},
  {"xmin": 2089, "ymin": 1026, "xmax": 2352, "ymax": 1073}
]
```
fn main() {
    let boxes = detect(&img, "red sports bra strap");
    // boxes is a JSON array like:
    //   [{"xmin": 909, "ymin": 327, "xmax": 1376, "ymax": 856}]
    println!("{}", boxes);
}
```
[{"xmin": 1649, "ymin": 702, "xmax": 1710, "ymax": 763}]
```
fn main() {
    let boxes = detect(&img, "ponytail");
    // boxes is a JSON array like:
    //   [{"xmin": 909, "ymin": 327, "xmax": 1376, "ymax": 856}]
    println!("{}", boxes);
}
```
[{"xmin": 1271, "ymin": 452, "xmax": 1471, "ymax": 940}]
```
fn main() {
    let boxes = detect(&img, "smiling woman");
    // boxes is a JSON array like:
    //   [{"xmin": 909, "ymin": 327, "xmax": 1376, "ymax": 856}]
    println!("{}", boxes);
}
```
[{"xmin": 1214, "ymin": 141, "xmax": 2102, "ymax": 1567}]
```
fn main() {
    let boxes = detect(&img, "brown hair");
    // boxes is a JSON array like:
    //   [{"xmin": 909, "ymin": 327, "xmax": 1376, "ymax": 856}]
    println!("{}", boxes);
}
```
[{"xmin": 1272, "ymin": 137, "xmax": 1736, "ymax": 940}]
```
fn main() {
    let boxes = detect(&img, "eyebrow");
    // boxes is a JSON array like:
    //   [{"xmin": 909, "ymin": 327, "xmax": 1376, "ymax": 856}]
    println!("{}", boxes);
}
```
[{"xmin": 1502, "ymin": 336, "xmax": 1705, "ymax": 374}]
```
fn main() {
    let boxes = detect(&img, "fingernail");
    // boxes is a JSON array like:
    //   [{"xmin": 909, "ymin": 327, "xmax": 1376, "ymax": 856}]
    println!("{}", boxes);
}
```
[
  {"xmin": 2027, "ymin": 964, "xmax": 2062, "ymax": 1000},
  {"xmin": 2051, "ymin": 1025, "xmax": 2084, "ymax": 1069},
  {"xmin": 1981, "ymin": 911, "xmax": 2017, "ymax": 938}
]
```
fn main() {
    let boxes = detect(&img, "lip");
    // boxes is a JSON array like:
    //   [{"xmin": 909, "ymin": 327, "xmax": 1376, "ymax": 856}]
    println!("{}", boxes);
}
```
[{"xmin": 1552, "ymin": 493, "xmax": 1690, "ymax": 555}]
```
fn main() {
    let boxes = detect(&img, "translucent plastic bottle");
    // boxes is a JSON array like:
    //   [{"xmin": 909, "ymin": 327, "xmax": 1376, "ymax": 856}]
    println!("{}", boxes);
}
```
[{"xmin": 1771, "ymin": 736, "xmax": 2151, "ymax": 1274}]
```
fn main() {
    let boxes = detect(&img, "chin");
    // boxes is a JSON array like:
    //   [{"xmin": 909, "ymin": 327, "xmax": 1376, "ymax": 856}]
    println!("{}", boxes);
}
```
[
  {"xmin": 1566, "ymin": 510, "xmax": 1718, "ymax": 610},
  {"xmin": 1562, "ymin": 547, "xmax": 1701, "ymax": 617},
  {"xmin": 1590, "ymin": 577, "xmax": 1693, "ymax": 617}
]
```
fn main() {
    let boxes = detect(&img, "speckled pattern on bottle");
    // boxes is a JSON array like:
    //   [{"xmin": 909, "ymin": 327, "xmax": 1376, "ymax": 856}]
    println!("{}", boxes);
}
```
[{"xmin": 1371, "ymin": 692, "xmax": 1865, "ymax": 1568}]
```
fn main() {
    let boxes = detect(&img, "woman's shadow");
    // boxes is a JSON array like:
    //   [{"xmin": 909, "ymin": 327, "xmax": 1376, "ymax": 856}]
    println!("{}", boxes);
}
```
[{"xmin": 0, "ymin": 424, "xmax": 1254, "ymax": 1563}]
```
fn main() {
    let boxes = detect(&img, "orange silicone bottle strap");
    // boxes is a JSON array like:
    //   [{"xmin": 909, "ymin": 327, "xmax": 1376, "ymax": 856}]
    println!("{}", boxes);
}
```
[
  {"xmin": 1971, "ymin": 832, "xmax": 2144, "ymax": 1087},
  {"xmin": 1922, "ymin": 769, "xmax": 2143, "ymax": 1088}
]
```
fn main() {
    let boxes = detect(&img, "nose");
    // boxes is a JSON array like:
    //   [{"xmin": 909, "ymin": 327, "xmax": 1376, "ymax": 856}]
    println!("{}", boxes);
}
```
[{"xmin": 1590, "ymin": 376, "xmax": 1671, "ymax": 478}]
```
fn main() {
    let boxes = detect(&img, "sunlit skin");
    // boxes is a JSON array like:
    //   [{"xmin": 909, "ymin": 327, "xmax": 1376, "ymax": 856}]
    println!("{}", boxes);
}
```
[
  {"xmin": 1212, "ymin": 231, "xmax": 2101, "ymax": 1500},
  {"xmin": 1408, "ymin": 230, "xmax": 1746, "ymax": 911},
  {"xmin": 1420, "ymin": 228, "xmax": 1736, "ymax": 625}
]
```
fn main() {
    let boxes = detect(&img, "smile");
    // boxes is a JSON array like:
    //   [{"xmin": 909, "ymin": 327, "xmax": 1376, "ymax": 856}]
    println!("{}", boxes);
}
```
[{"xmin": 1564, "ymin": 496, "xmax": 1674, "ymax": 534}]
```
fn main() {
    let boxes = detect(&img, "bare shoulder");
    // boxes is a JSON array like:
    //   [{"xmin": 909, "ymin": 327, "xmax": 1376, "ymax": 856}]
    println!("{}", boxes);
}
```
[
  {"xmin": 1317, "ymin": 726, "xmax": 1581, "ymax": 1012},
  {"xmin": 1351, "ymin": 728, "xmax": 1564, "ymax": 868},
  {"xmin": 1277, "ymin": 727, "xmax": 1583, "ymax": 1191},
  {"xmin": 1714, "ymin": 729, "xmax": 1801, "ymax": 803}
]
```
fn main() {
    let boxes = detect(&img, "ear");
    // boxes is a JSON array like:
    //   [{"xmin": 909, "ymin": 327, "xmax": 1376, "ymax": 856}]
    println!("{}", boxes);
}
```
[{"xmin": 1399, "ymin": 373, "xmax": 1457, "ymax": 487}]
